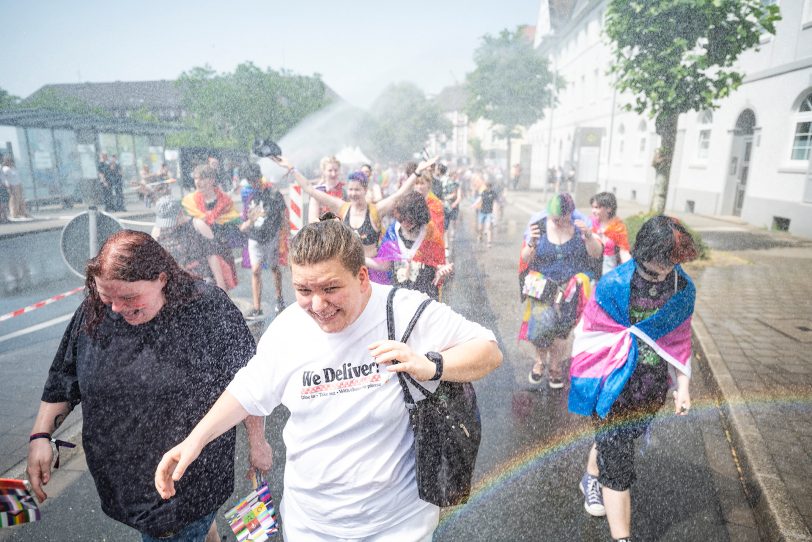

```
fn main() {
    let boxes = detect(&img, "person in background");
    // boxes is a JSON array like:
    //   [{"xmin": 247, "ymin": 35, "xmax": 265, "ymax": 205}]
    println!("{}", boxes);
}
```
[
  {"xmin": 207, "ymin": 155, "xmax": 233, "ymax": 193},
  {"xmin": 361, "ymin": 163, "xmax": 383, "ymax": 204},
  {"xmin": 519, "ymin": 193, "xmax": 603, "ymax": 389},
  {"xmin": 569, "ymin": 215, "xmax": 699, "ymax": 542},
  {"xmin": 108, "ymin": 155, "xmax": 125, "ymax": 212},
  {"xmin": 440, "ymin": 164, "xmax": 462, "ymax": 257},
  {"xmin": 97, "ymin": 152, "xmax": 112, "ymax": 211},
  {"xmin": 2, "ymin": 157, "xmax": 30, "ymax": 219},
  {"xmin": 370, "ymin": 192, "xmax": 452, "ymax": 300},
  {"xmin": 154, "ymin": 218, "xmax": 502, "ymax": 541},
  {"xmin": 239, "ymin": 163, "xmax": 289, "ymax": 319},
  {"xmin": 511, "ymin": 163, "xmax": 522, "ymax": 190},
  {"xmin": 472, "ymin": 179, "xmax": 497, "ymax": 249},
  {"xmin": 590, "ymin": 192, "xmax": 632, "ymax": 277},
  {"xmin": 307, "ymin": 155, "xmax": 344, "ymax": 224},
  {"xmin": 412, "ymin": 166, "xmax": 445, "ymax": 239},
  {"xmin": 182, "ymin": 165, "xmax": 242, "ymax": 290},
  {"xmin": 0, "ymin": 170, "xmax": 9, "ymax": 223},
  {"xmin": 151, "ymin": 196, "xmax": 226, "ymax": 290},
  {"xmin": 27, "ymin": 230, "xmax": 270, "ymax": 542}
]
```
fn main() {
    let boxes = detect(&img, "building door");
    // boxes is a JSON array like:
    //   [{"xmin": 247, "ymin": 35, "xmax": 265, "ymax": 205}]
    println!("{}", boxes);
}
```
[{"xmin": 724, "ymin": 109, "xmax": 756, "ymax": 216}]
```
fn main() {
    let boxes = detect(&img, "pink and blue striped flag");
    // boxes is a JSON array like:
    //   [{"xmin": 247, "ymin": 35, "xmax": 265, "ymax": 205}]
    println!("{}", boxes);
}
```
[{"xmin": 568, "ymin": 260, "xmax": 695, "ymax": 418}]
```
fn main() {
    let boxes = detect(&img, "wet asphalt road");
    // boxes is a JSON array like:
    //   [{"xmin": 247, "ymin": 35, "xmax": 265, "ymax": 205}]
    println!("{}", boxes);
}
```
[{"xmin": 0, "ymin": 196, "xmax": 755, "ymax": 541}]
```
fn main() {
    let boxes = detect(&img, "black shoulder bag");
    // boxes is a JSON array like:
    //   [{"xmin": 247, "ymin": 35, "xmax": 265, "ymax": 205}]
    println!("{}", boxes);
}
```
[{"xmin": 386, "ymin": 287, "xmax": 482, "ymax": 507}]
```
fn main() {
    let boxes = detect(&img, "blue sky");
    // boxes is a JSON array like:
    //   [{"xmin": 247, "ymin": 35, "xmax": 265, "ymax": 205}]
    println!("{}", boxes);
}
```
[{"xmin": 2, "ymin": 0, "xmax": 539, "ymax": 108}]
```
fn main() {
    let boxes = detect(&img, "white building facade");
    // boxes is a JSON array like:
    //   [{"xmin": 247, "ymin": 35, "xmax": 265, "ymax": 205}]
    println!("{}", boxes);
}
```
[{"xmin": 525, "ymin": 0, "xmax": 812, "ymax": 237}]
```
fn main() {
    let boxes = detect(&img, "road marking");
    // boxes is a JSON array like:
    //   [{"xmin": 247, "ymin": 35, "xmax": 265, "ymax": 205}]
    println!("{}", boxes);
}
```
[{"xmin": 0, "ymin": 313, "xmax": 73, "ymax": 344}]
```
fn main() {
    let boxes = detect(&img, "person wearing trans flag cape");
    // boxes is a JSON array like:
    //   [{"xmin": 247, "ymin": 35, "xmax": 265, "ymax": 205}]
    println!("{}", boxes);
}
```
[{"xmin": 567, "ymin": 215, "xmax": 699, "ymax": 542}]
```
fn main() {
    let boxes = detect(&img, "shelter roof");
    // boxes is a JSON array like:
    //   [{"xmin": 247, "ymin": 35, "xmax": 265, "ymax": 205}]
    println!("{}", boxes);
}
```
[{"xmin": 0, "ymin": 108, "xmax": 183, "ymax": 135}]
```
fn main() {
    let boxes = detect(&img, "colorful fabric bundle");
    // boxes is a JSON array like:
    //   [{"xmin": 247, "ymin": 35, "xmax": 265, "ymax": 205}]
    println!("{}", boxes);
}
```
[
  {"xmin": 182, "ymin": 189, "xmax": 241, "ymax": 226},
  {"xmin": 0, "ymin": 479, "xmax": 41, "ymax": 528},
  {"xmin": 370, "ymin": 221, "xmax": 445, "ymax": 285},
  {"xmin": 224, "ymin": 477, "xmax": 278, "ymax": 542},
  {"xmin": 568, "ymin": 261, "xmax": 695, "ymax": 418}
]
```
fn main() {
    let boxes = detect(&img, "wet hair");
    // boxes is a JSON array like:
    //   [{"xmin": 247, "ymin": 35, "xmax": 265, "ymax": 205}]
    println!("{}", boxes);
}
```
[
  {"xmin": 632, "ymin": 215, "xmax": 699, "ymax": 266},
  {"xmin": 290, "ymin": 219, "xmax": 365, "ymax": 275},
  {"xmin": 404, "ymin": 161, "xmax": 418, "ymax": 176},
  {"xmin": 437, "ymin": 163, "xmax": 448, "ymax": 175},
  {"xmin": 320, "ymin": 155, "xmax": 340, "ymax": 171},
  {"xmin": 347, "ymin": 170, "xmax": 369, "ymax": 189},
  {"xmin": 589, "ymin": 192, "xmax": 618, "ymax": 218},
  {"xmin": 84, "ymin": 230, "xmax": 199, "ymax": 333},
  {"xmin": 394, "ymin": 192, "xmax": 431, "ymax": 227},
  {"xmin": 244, "ymin": 163, "xmax": 262, "ymax": 182},
  {"xmin": 547, "ymin": 193, "xmax": 576, "ymax": 217}
]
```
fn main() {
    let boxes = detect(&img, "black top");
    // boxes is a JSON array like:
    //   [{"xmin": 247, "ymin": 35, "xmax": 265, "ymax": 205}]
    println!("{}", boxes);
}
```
[
  {"xmin": 42, "ymin": 282, "xmax": 255, "ymax": 537},
  {"xmin": 480, "ymin": 189, "xmax": 496, "ymax": 214},
  {"xmin": 246, "ymin": 186, "xmax": 286, "ymax": 244},
  {"xmin": 344, "ymin": 207, "xmax": 380, "ymax": 246},
  {"xmin": 106, "ymin": 163, "xmax": 123, "ymax": 186}
]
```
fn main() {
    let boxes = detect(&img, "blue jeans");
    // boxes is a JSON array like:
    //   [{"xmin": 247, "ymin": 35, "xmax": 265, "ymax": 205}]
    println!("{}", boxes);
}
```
[{"xmin": 140, "ymin": 511, "xmax": 216, "ymax": 542}]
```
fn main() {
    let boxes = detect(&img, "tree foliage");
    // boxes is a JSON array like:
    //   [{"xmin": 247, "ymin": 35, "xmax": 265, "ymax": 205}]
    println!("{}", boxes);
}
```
[
  {"xmin": 365, "ymin": 83, "xmax": 451, "ymax": 163},
  {"xmin": 0, "ymin": 88, "xmax": 20, "ymax": 110},
  {"xmin": 605, "ymin": 0, "xmax": 780, "ymax": 212},
  {"xmin": 170, "ymin": 62, "xmax": 332, "ymax": 149},
  {"xmin": 465, "ymin": 27, "xmax": 558, "ymax": 133}
]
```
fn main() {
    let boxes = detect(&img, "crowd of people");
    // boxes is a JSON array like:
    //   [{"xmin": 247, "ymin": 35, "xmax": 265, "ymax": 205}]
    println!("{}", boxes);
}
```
[{"xmin": 25, "ymin": 147, "xmax": 699, "ymax": 542}]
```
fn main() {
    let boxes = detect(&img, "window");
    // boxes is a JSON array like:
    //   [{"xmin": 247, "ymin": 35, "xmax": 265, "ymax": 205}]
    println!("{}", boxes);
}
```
[
  {"xmin": 697, "ymin": 110, "xmax": 713, "ymax": 160},
  {"xmin": 791, "ymin": 92, "xmax": 812, "ymax": 161},
  {"xmin": 617, "ymin": 123, "xmax": 625, "ymax": 157}
]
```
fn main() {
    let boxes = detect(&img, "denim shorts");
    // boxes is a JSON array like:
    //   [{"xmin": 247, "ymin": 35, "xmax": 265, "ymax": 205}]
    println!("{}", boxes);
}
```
[{"xmin": 140, "ymin": 510, "xmax": 216, "ymax": 542}]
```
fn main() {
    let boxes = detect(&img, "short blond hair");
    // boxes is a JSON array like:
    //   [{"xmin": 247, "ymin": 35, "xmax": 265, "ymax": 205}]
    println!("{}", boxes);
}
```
[
  {"xmin": 290, "ymin": 219, "xmax": 365, "ymax": 275},
  {"xmin": 320, "ymin": 155, "xmax": 340, "ymax": 171}
]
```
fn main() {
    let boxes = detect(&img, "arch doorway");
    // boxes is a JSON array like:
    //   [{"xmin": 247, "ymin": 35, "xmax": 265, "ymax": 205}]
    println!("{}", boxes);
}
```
[{"xmin": 725, "ymin": 109, "xmax": 756, "ymax": 216}]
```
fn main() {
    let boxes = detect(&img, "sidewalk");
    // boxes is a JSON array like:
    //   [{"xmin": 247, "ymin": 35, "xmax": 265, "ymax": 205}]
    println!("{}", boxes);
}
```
[{"xmin": 510, "ymin": 189, "xmax": 812, "ymax": 541}]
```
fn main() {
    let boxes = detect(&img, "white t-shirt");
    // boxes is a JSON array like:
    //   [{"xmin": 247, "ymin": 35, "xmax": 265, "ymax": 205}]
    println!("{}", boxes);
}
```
[{"xmin": 227, "ymin": 283, "xmax": 496, "ymax": 538}]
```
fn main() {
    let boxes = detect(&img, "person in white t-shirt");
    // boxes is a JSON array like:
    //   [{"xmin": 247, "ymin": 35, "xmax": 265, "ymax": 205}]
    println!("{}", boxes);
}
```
[{"xmin": 155, "ymin": 218, "xmax": 502, "ymax": 541}]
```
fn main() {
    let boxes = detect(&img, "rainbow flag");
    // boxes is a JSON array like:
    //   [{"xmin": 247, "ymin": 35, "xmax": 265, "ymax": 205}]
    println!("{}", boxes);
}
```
[
  {"xmin": 568, "ymin": 260, "xmax": 695, "ymax": 418},
  {"xmin": 0, "ymin": 479, "xmax": 41, "ymax": 528},
  {"xmin": 224, "ymin": 481, "xmax": 278, "ymax": 541}
]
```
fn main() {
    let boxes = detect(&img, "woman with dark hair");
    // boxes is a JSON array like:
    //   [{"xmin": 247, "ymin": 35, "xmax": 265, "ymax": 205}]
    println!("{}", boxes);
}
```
[
  {"xmin": 590, "ymin": 191, "xmax": 631, "ymax": 276},
  {"xmin": 26, "ymin": 230, "xmax": 269, "ymax": 542},
  {"xmin": 519, "ymin": 193, "xmax": 603, "ymax": 388},
  {"xmin": 369, "ymin": 191, "xmax": 452, "ymax": 300},
  {"xmin": 568, "ymin": 215, "xmax": 699, "ymax": 542}
]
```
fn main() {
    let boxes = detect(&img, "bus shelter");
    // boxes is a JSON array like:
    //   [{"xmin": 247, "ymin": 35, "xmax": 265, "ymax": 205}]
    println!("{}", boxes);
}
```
[{"xmin": 0, "ymin": 109, "xmax": 180, "ymax": 209}]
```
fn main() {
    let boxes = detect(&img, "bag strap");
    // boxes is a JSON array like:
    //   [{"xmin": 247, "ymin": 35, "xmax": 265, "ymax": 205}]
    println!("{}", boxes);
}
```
[{"xmin": 386, "ymin": 287, "xmax": 434, "ymax": 408}]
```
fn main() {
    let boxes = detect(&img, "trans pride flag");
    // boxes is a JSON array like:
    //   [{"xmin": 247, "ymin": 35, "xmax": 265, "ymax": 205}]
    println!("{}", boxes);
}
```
[{"xmin": 568, "ymin": 260, "xmax": 695, "ymax": 418}]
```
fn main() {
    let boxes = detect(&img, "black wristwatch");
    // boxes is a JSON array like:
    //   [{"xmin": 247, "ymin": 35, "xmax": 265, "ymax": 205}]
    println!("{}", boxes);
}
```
[{"xmin": 426, "ymin": 351, "xmax": 443, "ymax": 381}]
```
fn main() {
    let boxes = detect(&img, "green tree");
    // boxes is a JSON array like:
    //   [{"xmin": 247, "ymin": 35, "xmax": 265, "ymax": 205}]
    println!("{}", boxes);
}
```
[
  {"xmin": 465, "ymin": 27, "xmax": 558, "ymax": 166},
  {"xmin": 171, "ymin": 62, "xmax": 332, "ymax": 149},
  {"xmin": 605, "ymin": 0, "xmax": 780, "ymax": 213},
  {"xmin": 0, "ymin": 88, "xmax": 20, "ymax": 110},
  {"xmin": 366, "ymin": 83, "xmax": 451, "ymax": 163}
]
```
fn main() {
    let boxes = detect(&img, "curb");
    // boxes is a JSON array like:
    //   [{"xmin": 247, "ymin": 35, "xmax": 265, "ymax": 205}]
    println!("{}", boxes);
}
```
[
  {"xmin": 1, "ymin": 418, "xmax": 85, "ymax": 481},
  {"xmin": 692, "ymin": 310, "xmax": 812, "ymax": 542}
]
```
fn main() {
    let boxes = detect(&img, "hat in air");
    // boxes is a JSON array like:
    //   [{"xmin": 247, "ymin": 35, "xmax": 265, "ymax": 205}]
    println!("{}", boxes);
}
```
[{"xmin": 154, "ymin": 196, "xmax": 182, "ymax": 228}]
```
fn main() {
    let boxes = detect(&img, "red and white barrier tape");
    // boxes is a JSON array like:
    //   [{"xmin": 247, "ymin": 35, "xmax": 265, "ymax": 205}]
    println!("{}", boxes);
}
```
[
  {"xmin": 289, "ymin": 184, "xmax": 303, "ymax": 235},
  {"xmin": 0, "ymin": 286, "xmax": 84, "ymax": 322}
]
